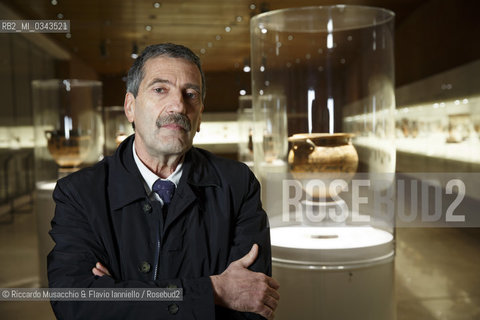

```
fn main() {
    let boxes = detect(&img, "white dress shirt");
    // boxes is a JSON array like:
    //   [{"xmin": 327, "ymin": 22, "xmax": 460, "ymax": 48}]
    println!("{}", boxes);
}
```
[{"xmin": 132, "ymin": 141, "xmax": 183, "ymax": 205}]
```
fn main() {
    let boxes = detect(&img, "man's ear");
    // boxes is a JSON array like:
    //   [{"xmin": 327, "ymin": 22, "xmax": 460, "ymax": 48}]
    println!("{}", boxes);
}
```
[
  {"xmin": 124, "ymin": 92, "xmax": 135, "ymax": 123},
  {"xmin": 197, "ymin": 104, "xmax": 205, "ymax": 132},
  {"xmin": 196, "ymin": 119, "xmax": 201, "ymax": 132}
]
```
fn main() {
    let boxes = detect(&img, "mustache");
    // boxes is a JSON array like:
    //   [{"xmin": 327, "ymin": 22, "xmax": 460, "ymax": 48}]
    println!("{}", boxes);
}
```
[{"xmin": 156, "ymin": 113, "xmax": 192, "ymax": 131}]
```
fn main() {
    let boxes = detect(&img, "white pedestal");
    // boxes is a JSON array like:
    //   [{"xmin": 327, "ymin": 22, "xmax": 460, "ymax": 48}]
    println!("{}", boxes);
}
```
[{"xmin": 271, "ymin": 226, "xmax": 395, "ymax": 320}]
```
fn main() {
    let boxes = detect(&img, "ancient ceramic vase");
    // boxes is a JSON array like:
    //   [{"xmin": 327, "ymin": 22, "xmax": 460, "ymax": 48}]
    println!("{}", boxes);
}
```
[
  {"xmin": 45, "ymin": 130, "xmax": 92, "ymax": 169},
  {"xmin": 288, "ymin": 133, "xmax": 359, "ymax": 199}
]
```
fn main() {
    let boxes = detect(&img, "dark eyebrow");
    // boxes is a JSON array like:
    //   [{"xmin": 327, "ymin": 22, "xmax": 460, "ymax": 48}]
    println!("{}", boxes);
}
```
[
  {"xmin": 147, "ymin": 78, "xmax": 201, "ymax": 93},
  {"xmin": 147, "ymin": 78, "xmax": 170, "ymax": 88}
]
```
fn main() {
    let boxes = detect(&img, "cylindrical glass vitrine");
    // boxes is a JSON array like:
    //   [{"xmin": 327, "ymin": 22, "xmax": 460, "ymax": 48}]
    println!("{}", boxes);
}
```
[
  {"xmin": 251, "ymin": 6, "xmax": 396, "ymax": 320},
  {"xmin": 32, "ymin": 79, "xmax": 103, "ymax": 179},
  {"xmin": 32, "ymin": 79, "xmax": 102, "ymax": 286}
]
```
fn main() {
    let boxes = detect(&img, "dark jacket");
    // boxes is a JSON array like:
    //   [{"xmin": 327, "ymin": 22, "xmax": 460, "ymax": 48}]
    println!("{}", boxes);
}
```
[{"xmin": 48, "ymin": 135, "xmax": 271, "ymax": 319}]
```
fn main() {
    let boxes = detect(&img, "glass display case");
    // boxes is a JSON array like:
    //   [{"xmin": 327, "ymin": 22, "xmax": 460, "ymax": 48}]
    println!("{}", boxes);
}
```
[
  {"xmin": 103, "ymin": 106, "xmax": 134, "ymax": 156},
  {"xmin": 237, "ymin": 95, "xmax": 254, "ymax": 166},
  {"xmin": 395, "ymin": 99, "xmax": 480, "ymax": 169},
  {"xmin": 389, "ymin": 58, "xmax": 480, "ymax": 173},
  {"xmin": 32, "ymin": 79, "xmax": 103, "ymax": 180},
  {"xmin": 32, "ymin": 79, "xmax": 102, "ymax": 286},
  {"xmin": 251, "ymin": 5, "xmax": 396, "ymax": 319}
]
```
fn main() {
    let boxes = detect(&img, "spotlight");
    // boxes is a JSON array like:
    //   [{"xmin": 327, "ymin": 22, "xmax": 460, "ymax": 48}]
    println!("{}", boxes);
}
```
[
  {"xmin": 131, "ymin": 43, "xmax": 138, "ymax": 59},
  {"xmin": 243, "ymin": 59, "xmax": 251, "ymax": 72}
]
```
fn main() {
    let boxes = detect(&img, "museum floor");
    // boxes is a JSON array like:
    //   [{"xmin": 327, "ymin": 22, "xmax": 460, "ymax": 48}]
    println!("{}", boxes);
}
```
[{"xmin": 0, "ymin": 203, "xmax": 479, "ymax": 320}]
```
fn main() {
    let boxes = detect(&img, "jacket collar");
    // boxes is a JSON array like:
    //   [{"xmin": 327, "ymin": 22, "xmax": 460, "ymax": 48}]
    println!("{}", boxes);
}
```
[
  {"xmin": 183, "ymin": 147, "xmax": 221, "ymax": 188},
  {"xmin": 164, "ymin": 147, "xmax": 221, "ymax": 231},
  {"xmin": 108, "ymin": 135, "xmax": 221, "ymax": 211},
  {"xmin": 108, "ymin": 135, "xmax": 147, "ymax": 210}
]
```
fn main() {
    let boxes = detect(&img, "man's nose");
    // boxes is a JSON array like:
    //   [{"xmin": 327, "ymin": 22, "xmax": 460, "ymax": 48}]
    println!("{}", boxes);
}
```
[{"xmin": 166, "ymin": 89, "xmax": 186, "ymax": 114}]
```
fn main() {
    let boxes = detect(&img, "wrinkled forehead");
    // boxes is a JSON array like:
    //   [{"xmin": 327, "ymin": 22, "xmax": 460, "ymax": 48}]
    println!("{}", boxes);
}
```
[{"xmin": 141, "ymin": 56, "xmax": 202, "ymax": 89}]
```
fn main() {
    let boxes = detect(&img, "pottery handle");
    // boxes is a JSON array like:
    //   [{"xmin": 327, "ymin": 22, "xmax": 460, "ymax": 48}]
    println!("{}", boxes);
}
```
[{"xmin": 305, "ymin": 138, "xmax": 317, "ymax": 148}]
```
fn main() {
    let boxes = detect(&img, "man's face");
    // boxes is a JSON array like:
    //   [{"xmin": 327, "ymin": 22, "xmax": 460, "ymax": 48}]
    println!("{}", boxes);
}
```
[{"xmin": 124, "ymin": 56, "xmax": 204, "ymax": 157}]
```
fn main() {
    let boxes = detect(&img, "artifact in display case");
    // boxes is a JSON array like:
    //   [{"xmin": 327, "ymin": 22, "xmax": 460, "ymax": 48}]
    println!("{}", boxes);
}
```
[
  {"xmin": 32, "ymin": 79, "xmax": 102, "ymax": 179},
  {"xmin": 288, "ymin": 133, "xmax": 358, "ymax": 199},
  {"xmin": 446, "ymin": 113, "xmax": 471, "ymax": 143},
  {"xmin": 44, "ymin": 129, "xmax": 91, "ymax": 169},
  {"xmin": 251, "ymin": 5, "xmax": 396, "ymax": 320}
]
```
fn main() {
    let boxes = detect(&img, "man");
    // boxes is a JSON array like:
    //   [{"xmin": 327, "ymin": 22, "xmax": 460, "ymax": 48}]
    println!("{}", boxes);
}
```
[{"xmin": 48, "ymin": 43, "xmax": 279, "ymax": 319}]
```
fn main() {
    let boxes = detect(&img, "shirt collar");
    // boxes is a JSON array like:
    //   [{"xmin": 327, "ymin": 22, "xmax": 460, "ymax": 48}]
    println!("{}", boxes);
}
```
[{"xmin": 132, "ymin": 141, "xmax": 183, "ymax": 193}]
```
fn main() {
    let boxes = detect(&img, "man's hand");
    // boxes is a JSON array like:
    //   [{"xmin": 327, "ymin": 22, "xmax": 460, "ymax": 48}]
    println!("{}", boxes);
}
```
[
  {"xmin": 92, "ymin": 262, "xmax": 111, "ymax": 277},
  {"xmin": 210, "ymin": 244, "xmax": 280, "ymax": 320}
]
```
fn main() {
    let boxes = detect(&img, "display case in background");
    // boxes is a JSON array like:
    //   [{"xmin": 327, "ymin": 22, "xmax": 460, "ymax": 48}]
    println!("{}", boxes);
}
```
[
  {"xmin": 32, "ymin": 79, "xmax": 103, "ymax": 286},
  {"xmin": 103, "ymin": 106, "xmax": 134, "ymax": 156},
  {"xmin": 192, "ymin": 112, "xmax": 239, "ymax": 157},
  {"xmin": 237, "ymin": 95, "xmax": 254, "ymax": 167},
  {"xmin": 32, "ymin": 79, "xmax": 103, "ymax": 180},
  {"xmin": 393, "ymin": 59, "xmax": 480, "ymax": 173},
  {"xmin": 251, "ymin": 5, "xmax": 396, "ymax": 320}
]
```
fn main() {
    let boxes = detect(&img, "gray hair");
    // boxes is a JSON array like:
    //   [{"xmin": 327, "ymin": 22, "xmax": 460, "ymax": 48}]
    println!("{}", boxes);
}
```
[{"xmin": 126, "ymin": 43, "xmax": 206, "ymax": 102}]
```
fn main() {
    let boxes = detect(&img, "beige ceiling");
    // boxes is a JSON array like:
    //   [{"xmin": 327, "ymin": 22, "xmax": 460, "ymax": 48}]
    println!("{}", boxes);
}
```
[{"xmin": 4, "ymin": 0, "xmax": 423, "ymax": 76}]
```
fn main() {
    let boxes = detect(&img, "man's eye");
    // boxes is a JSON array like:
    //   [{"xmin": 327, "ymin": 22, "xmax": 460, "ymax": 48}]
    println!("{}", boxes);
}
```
[
  {"xmin": 185, "ymin": 91, "xmax": 199, "ymax": 99},
  {"xmin": 154, "ymin": 87, "xmax": 166, "ymax": 93}
]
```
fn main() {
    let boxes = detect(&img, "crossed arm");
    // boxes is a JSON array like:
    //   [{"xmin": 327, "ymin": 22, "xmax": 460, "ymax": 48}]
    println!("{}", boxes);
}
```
[
  {"xmin": 93, "ymin": 244, "xmax": 280, "ymax": 319},
  {"xmin": 51, "ymin": 161, "xmax": 280, "ymax": 319}
]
